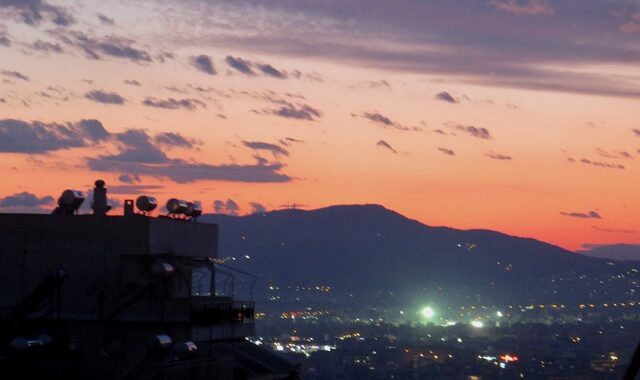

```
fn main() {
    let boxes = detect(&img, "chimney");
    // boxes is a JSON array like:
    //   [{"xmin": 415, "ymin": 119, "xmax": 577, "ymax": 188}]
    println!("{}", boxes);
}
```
[{"xmin": 91, "ymin": 180, "xmax": 108, "ymax": 215}]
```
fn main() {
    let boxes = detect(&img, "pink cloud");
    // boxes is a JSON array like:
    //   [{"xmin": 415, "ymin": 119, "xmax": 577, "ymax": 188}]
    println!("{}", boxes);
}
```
[
  {"xmin": 620, "ymin": 22, "xmax": 640, "ymax": 34},
  {"xmin": 489, "ymin": 0, "xmax": 554, "ymax": 15}
]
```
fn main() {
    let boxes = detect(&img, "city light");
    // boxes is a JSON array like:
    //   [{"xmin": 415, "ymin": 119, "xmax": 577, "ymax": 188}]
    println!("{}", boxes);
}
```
[
  {"xmin": 470, "ymin": 320, "xmax": 484, "ymax": 328},
  {"xmin": 496, "ymin": 311, "xmax": 503, "ymax": 317},
  {"xmin": 421, "ymin": 306, "xmax": 435, "ymax": 319}
]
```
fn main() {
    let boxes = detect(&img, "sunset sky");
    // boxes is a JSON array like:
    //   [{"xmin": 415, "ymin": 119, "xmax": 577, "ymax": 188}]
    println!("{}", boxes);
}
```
[{"xmin": 0, "ymin": 0, "xmax": 638, "ymax": 251}]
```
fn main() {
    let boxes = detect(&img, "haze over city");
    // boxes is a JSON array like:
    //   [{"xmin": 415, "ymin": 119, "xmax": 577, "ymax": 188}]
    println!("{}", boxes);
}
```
[{"xmin": 0, "ymin": 0, "xmax": 639, "ymax": 252}]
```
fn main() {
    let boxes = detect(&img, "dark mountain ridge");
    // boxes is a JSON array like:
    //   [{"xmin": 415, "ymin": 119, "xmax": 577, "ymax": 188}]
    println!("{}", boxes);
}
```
[{"xmin": 200, "ymin": 204, "xmax": 639, "ymax": 307}]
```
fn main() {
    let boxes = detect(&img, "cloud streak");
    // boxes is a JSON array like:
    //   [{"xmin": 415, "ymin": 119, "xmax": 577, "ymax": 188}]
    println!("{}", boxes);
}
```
[
  {"xmin": 51, "ymin": 30, "xmax": 153, "ymax": 63},
  {"xmin": 0, "ymin": 118, "xmax": 108, "ymax": 153},
  {"xmin": 435, "ymin": 91, "xmax": 458, "ymax": 104},
  {"xmin": 560, "ymin": 210, "xmax": 602, "ymax": 219},
  {"xmin": 0, "ymin": 191, "xmax": 53, "ymax": 208},
  {"xmin": 190, "ymin": 54, "xmax": 216, "ymax": 75},
  {"xmin": 85, "ymin": 89, "xmax": 126, "ymax": 105},
  {"xmin": 376, "ymin": 140, "xmax": 397, "ymax": 154},
  {"xmin": 2, "ymin": 70, "xmax": 28, "ymax": 81},
  {"xmin": 169, "ymin": 1, "xmax": 640, "ymax": 98},
  {"xmin": 485, "ymin": 151, "xmax": 512, "ymax": 160},
  {"xmin": 438, "ymin": 147, "xmax": 455, "ymax": 156},
  {"xmin": 243, "ymin": 141, "xmax": 289, "ymax": 157},
  {"xmin": 142, "ymin": 97, "xmax": 206, "ymax": 110},
  {"xmin": 453, "ymin": 124, "xmax": 492, "ymax": 139},
  {"xmin": 579, "ymin": 158, "xmax": 625, "ymax": 170}
]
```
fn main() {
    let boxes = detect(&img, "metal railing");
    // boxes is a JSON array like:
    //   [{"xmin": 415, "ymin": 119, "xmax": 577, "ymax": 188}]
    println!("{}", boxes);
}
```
[{"xmin": 190, "ymin": 298, "xmax": 255, "ymax": 325}]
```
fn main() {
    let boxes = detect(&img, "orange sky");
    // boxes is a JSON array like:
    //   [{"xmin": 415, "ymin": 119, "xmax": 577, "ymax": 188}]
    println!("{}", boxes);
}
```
[{"xmin": 0, "ymin": 0, "xmax": 639, "ymax": 251}]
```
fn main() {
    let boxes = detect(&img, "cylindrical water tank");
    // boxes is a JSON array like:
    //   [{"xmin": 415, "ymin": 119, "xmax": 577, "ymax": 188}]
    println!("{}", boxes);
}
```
[
  {"xmin": 185, "ymin": 202, "xmax": 202, "ymax": 218},
  {"xmin": 153, "ymin": 334, "xmax": 173, "ymax": 349},
  {"xmin": 151, "ymin": 262, "xmax": 175, "ymax": 277},
  {"xmin": 58, "ymin": 190, "xmax": 85, "ymax": 210},
  {"xmin": 174, "ymin": 341, "xmax": 198, "ymax": 354},
  {"xmin": 166, "ymin": 198, "xmax": 188, "ymax": 214},
  {"xmin": 136, "ymin": 195, "xmax": 158, "ymax": 212}
]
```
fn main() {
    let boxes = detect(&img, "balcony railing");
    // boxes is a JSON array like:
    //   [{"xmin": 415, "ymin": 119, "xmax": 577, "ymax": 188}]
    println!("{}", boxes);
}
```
[{"xmin": 190, "ymin": 298, "xmax": 254, "ymax": 325}]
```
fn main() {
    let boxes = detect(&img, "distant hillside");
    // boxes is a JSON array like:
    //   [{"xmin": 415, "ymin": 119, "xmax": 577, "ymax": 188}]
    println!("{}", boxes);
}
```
[
  {"xmin": 578, "ymin": 244, "xmax": 640, "ymax": 262},
  {"xmin": 200, "ymin": 205, "xmax": 640, "ymax": 308}
]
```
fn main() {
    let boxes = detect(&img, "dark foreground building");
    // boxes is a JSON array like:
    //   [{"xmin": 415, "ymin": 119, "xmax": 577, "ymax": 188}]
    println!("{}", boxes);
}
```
[{"xmin": 0, "ymin": 182, "xmax": 297, "ymax": 379}]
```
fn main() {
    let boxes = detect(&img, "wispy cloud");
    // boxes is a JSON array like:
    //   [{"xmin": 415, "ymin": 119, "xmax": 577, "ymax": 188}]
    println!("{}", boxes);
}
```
[
  {"xmin": 256, "ymin": 63, "xmax": 287, "ymax": 79},
  {"xmin": 266, "ymin": 101, "xmax": 322, "ymax": 121},
  {"xmin": 0, "ymin": 0, "xmax": 74, "ymax": 26},
  {"xmin": 376, "ymin": 140, "xmax": 397, "ymax": 154},
  {"xmin": 485, "ymin": 151, "xmax": 512, "ymax": 160},
  {"xmin": 0, "ymin": 118, "xmax": 108, "ymax": 153},
  {"xmin": 154, "ymin": 132, "xmax": 200, "ymax": 149},
  {"xmin": 142, "ymin": 97, "xmax": 206, "ymax": 110},
  {"xmin": 438, "ymin": 147, "xmax": 455, "ymax": 156},
  {"xmin": 488, "ymin": 0, "xmax": 554, "ymax": 15},
  {"xmin": 118, "ymin": 174, "xmax": 140, "ymax": 184},
  {"xmin": 31, "ymin": 40, "xmax": 64, "ymax": 53},
  {"xmin": 225, "ymin": 55, "xmax": 255, "ymax": 75},
  {"xmin": 2, "ymin": 70, "xmax": 28, "ymax": 81},
  {"xmin": 85, "ymin": 89, "xmax": 126, "ymax": 105},
  {"xmin": 243, "ymin": 140, "xmax": 290, "ymax": 157},
  {"xmin": 592, "ymin": 226, "xmax": 636, "ymax": 234},
  {"xmin": 164, "ymin": 1, "xmax": 639, "ymax": 98},
  {"xmin": 51, "ymin": 30, "xmax": 153, "ymax": 63},
  {"xmin": 97, "ymin": 13, "xmax": 114, "ymax": 25},
  {"xmin": 596, "ymin": 148, "xmax": 632, "ymax": 159},
  {"xmin": 560, "ymin": 210, "xmax": 602, "ymax": 219},
  {"xmin": 249, "ymin": 202, "xmax": 267, "ymax": 214},
  {"xmin": 0, "ymin": 191, "xmax": 54, "ymax": 210},
  {"xmin": 453, "ymin": 124, "xmax": 492, "ymax": 139},
  {"xmin": 214, "ymin": 199, "xmax": 240, "ymax": 215},
  {"xmin": 362, "ymin": 112, "xmax": 419, "ymax": 132},
  {"xmin": 435, "ymin": 91, "xmax": 458, "ymax": 104},
  {"xmin": 190, "ymin": 54, "xmax": 216, "ymax": 75},
  {"xmin": 579, "ymin": 158, "xmax": 625, "ymax": 170}
]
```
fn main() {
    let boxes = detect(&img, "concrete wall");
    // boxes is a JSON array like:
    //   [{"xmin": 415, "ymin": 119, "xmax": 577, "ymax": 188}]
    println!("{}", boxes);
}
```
[{"xmin": 0, "ymin": 214, "xmax": 218, "ymax": 316}]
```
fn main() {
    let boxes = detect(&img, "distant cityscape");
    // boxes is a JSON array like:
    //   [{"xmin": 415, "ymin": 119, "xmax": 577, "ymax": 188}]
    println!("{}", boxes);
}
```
[
  {"xmin": 252, "ymin": 289, "xmax": 638, "ymax": 379},
  {"xmin": 202, "ymin": 205, "xmax": 640, "ymax": 379}
]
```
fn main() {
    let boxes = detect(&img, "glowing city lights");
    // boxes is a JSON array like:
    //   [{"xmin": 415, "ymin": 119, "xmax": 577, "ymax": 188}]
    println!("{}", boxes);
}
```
[
  {"xmin": 421, "ymin": 306, "xmax": 435, "ymax": 319},
  {"xmin": 470, "ymin": 320, "xmax": 484, "ymax": 328}
]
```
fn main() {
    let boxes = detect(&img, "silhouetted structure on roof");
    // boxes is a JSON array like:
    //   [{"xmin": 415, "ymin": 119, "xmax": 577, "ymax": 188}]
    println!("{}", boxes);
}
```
[{"xmin": 0, "ymin": 180, "xmax": 297, "ymax": 379}]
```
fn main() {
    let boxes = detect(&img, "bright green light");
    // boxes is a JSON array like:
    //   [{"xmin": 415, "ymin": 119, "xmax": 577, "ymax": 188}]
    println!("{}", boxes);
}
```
[{"xmin": 421, "ymin": 306, "xmax": 435, "ymax": 319}]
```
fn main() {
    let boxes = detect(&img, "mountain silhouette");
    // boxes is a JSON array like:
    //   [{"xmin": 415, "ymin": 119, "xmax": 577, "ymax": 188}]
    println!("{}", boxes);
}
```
[{"xmin": 200, "ymin": 204, "xmax": 638, "ymax": 308}]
